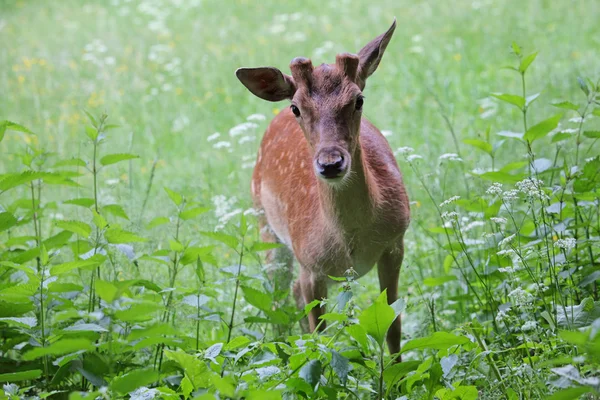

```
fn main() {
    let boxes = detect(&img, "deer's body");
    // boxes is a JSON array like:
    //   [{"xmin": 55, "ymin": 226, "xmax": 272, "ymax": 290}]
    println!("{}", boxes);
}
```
[{"xmin": 237, "ymin": 19, "xmax": 409, "ymax": 354}]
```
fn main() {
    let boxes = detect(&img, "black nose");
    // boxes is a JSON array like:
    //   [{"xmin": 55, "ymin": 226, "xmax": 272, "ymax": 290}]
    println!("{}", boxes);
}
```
[{"xmin": 317, "ymin": 153, "xmax": 344, "ymax": 179}]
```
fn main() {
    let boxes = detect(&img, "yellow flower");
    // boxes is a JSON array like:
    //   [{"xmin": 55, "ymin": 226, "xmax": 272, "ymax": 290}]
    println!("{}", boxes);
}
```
[
  {"xmin": 17, "ymin": 75, "xmax": 25, "ymax": 84},
  {"xmin": 453, "ymin": 53, "xmax": 462, "ymax": 62}
]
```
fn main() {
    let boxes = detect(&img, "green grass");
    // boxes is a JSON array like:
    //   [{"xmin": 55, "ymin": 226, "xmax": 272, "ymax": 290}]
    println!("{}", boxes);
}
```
[{"xmin": 1, "ymin": 0, "xmax": 600, "ymax": 398}]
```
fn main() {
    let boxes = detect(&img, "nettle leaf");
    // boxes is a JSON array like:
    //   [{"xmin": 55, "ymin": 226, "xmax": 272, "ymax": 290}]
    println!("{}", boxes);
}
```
[
  {"xmin": 383, "ymin": 360, "xmax": 421, "ymax": 391},
  {"xmin": 63, "ymin": 198, "xmax": 95, "ymax": 208},
  {"xmin": 401, "ymin": 332, "xmax": 469, "ymax": 354},
  {"xmin": 96, "ymin": 280, "xmax": 118, "ymax": 303},
  {"xmin": 0, "ymin": 171, "xmax": 43, "ymax": 193},
  {"xmin": 204, "ymin": 343, "xmax": 224, "ymax": 363},
  {"xmin": 100, "ymin": 153, "xmax": 139, "ymax": 166},
  {"xmin": 524, "ymin": 113, "xmax": 562, "ymax": 142},
  {"xmin": 0, "ymin": 120, "xmax": 34, "ymax": 143},
  {"xmin": 50, "ymin": 256, "xmax": 105, "ymax": 276},
  {"xmin": 164, "ymin": 349, "xmax": 211, "ymax": 388},
  {"xmin": 180, "ymin": 246, "xmax": 213, "ymax": 265},
  {"xmin": 491, "ymin": 93, "xmax": 525, "ymax": 109},
  {"xmin": 147, "ymin": 216, "xmax": 170, "ymax": 229},
  {"xmin": 53, "ymin": 158, "xmax": 87, "ymax": 168},
  {"xmin": 574, "ymin": 157, "xmax": 600, "ymax": 193},
  {"xmin": 519, "ymin": 51, "xmax": 538, "ymax": 73},
  {"xmin": 0, "ymin": 212, "xmax": 18, "ymax": 232},
  {"xmin": 164, "ymin": 188, "xmax": 183, "ymax": 206},
  {"xmin": 299, "ymin": 359, "xmax": 321, "ymax": 389},
  {"xmin": 462, "ymin": 138, "xmax": 492, "ymax": 156},
  {"xmin": 55, "ymin": 220, "xmax": 92, "ymax": 238},
  {"xmin": 552, "ymin": 101, "xmax": 579, "ymax": 111},
  {"xmin": 105, "ymin": 227, "xmax": 147, "ymax": 244},
  {"xmin": 583, "ymin": 131, "xmax": 600, "ymax": 139},
  {"xmin": 577, "ymin": 77, "xmax": 590, "ymax": 96},
  {"xmin": 330, "ymin": 350, "xmax": 350, "ymax": 385},
  {"xmin": 22, "ymin": 338, "xmax": 94, "ymax": 361},
  {"xmin": 201, "ymin": 231, "xmax": 239, "ymax": 250},
  {"xmin": 0, "ymin": 369, "xmax": 43, "ymax": 383},
  {"xmin": 63, "ymin": 323, "xmax": 108, "ymax": 333},
  {"xmin": 180, "ymin": 207, "xmax": 210, "ymax": 220},
  {"xmin": 242, "ymin": 286, "xmax": 272, "ymax": 312},
  {"xmin": 102, "ymin": 204, "xmax": 129, "ymax": 220},
  {"xmin": 110, "ymin": 368, "xmax": 159, "ymax": 395},
  {"xmin": 359, "ymin": 290, "xmax": 395, "ymax": 347},
  {"xmin": 92, "ymin": 210, "xmax": 108, "ymax": 230}
]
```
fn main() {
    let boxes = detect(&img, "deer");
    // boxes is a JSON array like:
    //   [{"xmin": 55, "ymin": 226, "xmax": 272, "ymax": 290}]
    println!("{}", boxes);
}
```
[{"xmin": 235, "ymin": 19, "xmax": 410, "ymax": 355}]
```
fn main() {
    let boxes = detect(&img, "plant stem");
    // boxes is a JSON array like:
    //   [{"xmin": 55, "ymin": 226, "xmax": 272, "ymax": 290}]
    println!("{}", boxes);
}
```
[{"xmin": 227, "ymin": 234, "xmax": 245, "ymax": 345}]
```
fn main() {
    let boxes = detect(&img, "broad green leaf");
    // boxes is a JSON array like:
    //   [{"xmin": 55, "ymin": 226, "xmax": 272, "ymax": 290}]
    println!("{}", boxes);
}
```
[
  {"xmin": 63, "ymin": 198, "xmax": 95, "ymax": 208},
  {"xmin": 105, "ymin": 227, "xmax": 146, "ymax": 244},
  {"xmin": 552, "ymin": 132, "xmax": 573, "ymax": 143},
  {"xmin": 50, "ymin": 256, "xmax": 105, "ymax": 276},
  {"xmin": 22, "ymin": 339, "xmax": 94, "ymax": 361},
  {"xmin": 102, "ymin": 204, "xmax": 129, "ymax": 220},
  {"xmin": 169, "ymin": 240, "xmax": 184, "ymax": 252},
  {"xmin": 148, "ymin": 216, "xmax": 170, "ymax": 228},
  {"xmin": 180, "ymin": 246, "xmax": 213, "ymax": 265},
  {"xmin": 547, "ymin": 387, "xmax": 594, "ymax": 400},
  {"xmin": 242, "ymin": 286, "xmax": 272, "ymax": 312},
  {"xmin": 201, "ymin": 231, "xmax": 239, "ymax": 250},
  {"xmin": 524, "ymin": 113, "xmax": 563, "ymax": 142},
  {"xmin": 164, "ymin": 349, "xmax": 211, "ymax": 388},
  {"xmin": 491, "ymin": 93, "xmax": 525, "ymax": 109},
  {"xmin": 0, "ymin": 171, "xmax": 43, "ymax": 192},
  {"xmin": 164, "ymin": 187, "xmax": 183, "ymax": 206},
  {"xmin": 53, "ymin": 158, "xmax": 87, "ymax": 168},
  {"xmin": 180, "ymin": 207, "xmax": 209, "ymax": 220},
  {"xmin": 0, "ymin": 317, "xmax": 37, "ymax": 328},
  {"xmin": 96, "ymin": 279, "xmax": 119, "ymax": 303},
  {"xmin": 0, "ymin": 369, "xmax": 43, "ymax": 382},
  {"xmin": 0, "ymin": 212, "xmax": 18, "ymax": 232},
  {"xmin": 583, "ymin": 131, "xmax": 600, "ymax": 139},
  {"xmin": 383, "ymin": 360, "xmax": 421, "ymax": 391},
  {"xmin": 476, "ymin": 171, "xmax": 525, "ymax": 184},
  {"xmin": 299, "ymin": 359, "xmax": 321, "ymax": 389},
  {"xmin": 462, "ymin": 139, "xmax": 492, "ymax": 155},
  {"xmin": 359, "ymin": 290, "xmax": 395, "ymax": 346},
  {"xmin": 100, "ymin": 153, "xmax": 139, "ymax": 166},
  {"xmin": 401, "ymin": 332, "xmax": 469, "ymax": 354},
  {"xmin": 330, "ymin": 350, "xmax": 350, "ymax": 385},
  {"xmin": 0, "ymin": 121, "xmax": 34, "ymax": 143},
  {"xmin": 423, "ymin": 275, "xmax": 457, "ymax": 287},
  {"xmin": 577, "ymin": 77, "xmax": 590, "ymax": 96},
  {"xmin": 511, "ymin": 42, "xmax": 521, "ymax": 56},
  {"xmin": 552, "ymin": 101, "xmax": 579, "ymax": 111},
  {"xmin": 519, "ymin": 51, "xmax": 538, "ymax": 73},
  {"xmin": 92, "ymin": 210, "xmax": 108, "ymax": 229},
  {"xmin": 55, "ymin": 220, "xmax": 91, "ymax": 238},
  {"xmin": 593, "ymin": 109, "xmax": 600, "ymax": 117},
  {"xmin": 196, "ymin": 257, "xmax": 205, "ymax": 282},
  {"xmin": 347, "ymin": 324, "xmax": 369, "ymax": 351},
  {"xmin": 83, "ymin": 110, "xmax": 98, "ymax": 127},
  {"xmin": 110, "ymin": 368, "xmax": 159, "ymax": 394},
  {"xmin": 63, "ymin": 323, "xmax": 108, "ymax": 333}
]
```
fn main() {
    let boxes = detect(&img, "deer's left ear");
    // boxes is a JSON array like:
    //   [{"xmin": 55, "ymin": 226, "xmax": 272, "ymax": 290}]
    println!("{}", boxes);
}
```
[
  {"xmin": 357, "ymin": 18, "xmax": 396, "ymax": 89},
  {"xmin": 236, "ymin": 67, "xmax": 296, "ymax": 102}
]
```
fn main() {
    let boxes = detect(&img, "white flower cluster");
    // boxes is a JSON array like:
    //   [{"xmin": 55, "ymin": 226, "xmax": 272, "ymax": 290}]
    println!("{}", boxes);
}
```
[
  {"xmin": 394, "ymin": 146, "xmax": 414, "ymax": 156},
  {"xmin": 438, "ymin": 153, "xmax": 463, "ymax": 162},
  {"xmin": 495, "ymin": 308, "xmax": 510, "ymax": 324},
  {"xmin": 439, "ymin": 196, "xmax": 460, "ymax": 208},
  {"xmin": 521, "ymin": 320, "xmax": 537, "ymax": 332},
  {"xmin": 508, "ymin": 287, "xmax": 534, "ymax": 306},
  {"xmin": 516, "ymin": 178, "xmax": 549, "ymax": 201},
  {"xmin": 498, "ymin": 234, "xmax": 516, "ymax": 248},
  {"xmin": 490, "ymin": 217, "xmax": 507, "ymax": 224},
  {"xmin": 486, "ymin": 183, "xmax": 503, "ymax": 195},
  {"xmin": 554, "ymin": 238, "xmax": 576, "ymax": 251},
  {"xmin": 503, "ymin": 190, "xmax": 519, "ymax": 201},
  {"xmin": 441, "ymin": 211, "xmax": 458, "ymax": 221},
  {"xmin": 212, "ymin": 195, "xmax": 242, "ymax": 231}
]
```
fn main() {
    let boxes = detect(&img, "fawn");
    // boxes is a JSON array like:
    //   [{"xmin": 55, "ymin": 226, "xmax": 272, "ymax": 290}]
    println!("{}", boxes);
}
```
[{"xmin": 235, "ymin": 19, "xmax": 410, "ymax": 354}]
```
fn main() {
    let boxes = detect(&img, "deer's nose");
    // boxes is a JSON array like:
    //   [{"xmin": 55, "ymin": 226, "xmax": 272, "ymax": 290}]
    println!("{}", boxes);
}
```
[{"xmin": 316, "ymin": 150, "xmax": 345, "ymax": 179}]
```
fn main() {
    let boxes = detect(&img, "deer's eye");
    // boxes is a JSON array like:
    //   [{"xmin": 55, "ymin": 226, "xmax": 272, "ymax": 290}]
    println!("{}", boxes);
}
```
[
  {"xmin": 291, "ymin": 105, "xmax": 301, "ymax": 117},
  {"xmin": 355, "ymin": 96, "xmax": 364, "ymax": 111}
]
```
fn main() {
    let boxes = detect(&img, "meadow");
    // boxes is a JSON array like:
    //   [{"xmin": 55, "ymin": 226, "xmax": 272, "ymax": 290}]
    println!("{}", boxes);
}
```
[{"xmin": 1, "ymin": 0, "xmax": 600, "ymax": 398}]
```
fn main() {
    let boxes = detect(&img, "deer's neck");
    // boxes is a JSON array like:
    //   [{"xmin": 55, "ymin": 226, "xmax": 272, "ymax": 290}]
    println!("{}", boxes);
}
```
[{"xmin": 317, "ymin": 142, "xmax": 375, "ymax": 231}]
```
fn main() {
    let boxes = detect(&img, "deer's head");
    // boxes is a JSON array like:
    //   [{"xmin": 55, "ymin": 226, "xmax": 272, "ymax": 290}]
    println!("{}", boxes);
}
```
[{"xmin": 236, "ymin": 19, "xmax": 396, "ymax": 184}]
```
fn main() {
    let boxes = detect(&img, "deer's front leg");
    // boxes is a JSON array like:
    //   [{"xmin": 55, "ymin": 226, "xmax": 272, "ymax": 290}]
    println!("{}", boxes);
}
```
[
  {"xmin": 298, "ymin": 269, "xmax": 327, "ymax": 332},
  {"xmin": 377, "ymin": 242, "xmax": 404, "ymax": 355}
]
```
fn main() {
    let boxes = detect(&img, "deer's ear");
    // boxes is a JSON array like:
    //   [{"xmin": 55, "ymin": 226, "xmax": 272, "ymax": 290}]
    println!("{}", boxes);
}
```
[
  {"xmin": 357, "ymin": 18, "xmax": 396, "ymax": 89},
  {"xmin": 236, "ymin": 67, "xmax": 296, "ymax": 102}
]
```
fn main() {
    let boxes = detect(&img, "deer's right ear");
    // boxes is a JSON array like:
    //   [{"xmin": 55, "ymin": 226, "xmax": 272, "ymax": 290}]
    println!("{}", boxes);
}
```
[{"xmin": 236, "ymin": 67, "xmax": 296, "ymax": 102}]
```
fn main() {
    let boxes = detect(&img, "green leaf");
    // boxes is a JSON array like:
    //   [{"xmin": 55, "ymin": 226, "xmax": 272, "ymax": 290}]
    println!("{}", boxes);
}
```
[
  {"xmin": 423, "ymin": 275, "xmax": 457, "ymax": 287},
  {"xmin": 105, "ymin": 227, "xmax": 147, "ymax": 244},
  {"xmin": 201, "ymin": 231, "xmax": 239, "ymax": 250},
  {"xmin": 148, "ymin": 216, "xmax": 170, "ymax": 228},
  {"xmin": 491, "ymin": 93, "xmax": 525, "ymax": 109},
  {"xmin": 92, "ymin": 210, "xmax": 108, "ymax": 229},
  {"xmin": 0, "ymin": 171, "xmax": 43, "ymax": 192},
  {"xmin": 593, "ymin": 109, "xmax": 600, "ymax": 117},
  {"xmin": 476, "ymin": 171, "xmax": 525, "ymax": 184},
  {"xmin": 110, "ymin": 368, "xmax": 159, "ymax": 394},
  {"xmin": 526, "ymin": 92, "xmax": 541, "ymax": 107},
  {"xmin": 511, "ymin": 42, "xmax": 521, "ymax": 56},
  {"xmin": 577, "ymin": 77, "xmax": 590, "ymax": 96},
  {"xmin": 83, "ymin": 110, "xmax": 98, "ymax": 127},
  {"xmin": 401, "ymin": 332, "xmax": 469, "ymax": 354},
  {"xmin": 55, "ymin": 220, "xmax": 92, "ymax": 238},
  {"xmin": 583, "ymin": 131, "xmax": 600, "ymax": 139},
  {"xmin": 164, "ymin": 187, "xmax": 183, "ymax": 206},
  {"xmin": 22, "ymin": 339, "xmax": 94, "ymax": 361},
  {"xmin": 242, "ymin": 286, "xmax": 272, "ymax": 312},
  {"xmin": 330, "ymin": 350, "xmax": 349, "ymax": 385},
  {"xmin": 0, "ymin": 369, "xmax": 43, "ymax": 382},
  {"xmin": 180, "ymin": 246, "xmax": 213, "ymax": 265},
  {"xmin": 383, "ymin": 360, "xmax": 421, "ymax": 390},
  {"xmin": 100, "ymin": 153, "xmax": 139, "ymax": 166},
  {"xmin": 0, "ymin": 212, "xmax": 18, "ymax": 232},
  {"xmin": 519, "ymin": 51, "xmax": 538, "ymax": 73},
  {"xmin": 53, "ymin": 158, "xmax": 87, "ymax": 168},
  {"xmin": 95, "ymin": 279, "xmax": 118, "ymax": 303},
  {"xmin": 102, "ymin": 204, "xmax": 129, "ymax": 220},
  {"xmin": 462, "ymin": 139, "xmax": 492, "ymax": 156},
  {"xmin": 359, "ymin": 290, "xmax": 395, "ymax": 346},
  {"xmin": 0, "ymin": 121, "xmax": 35, "ymax": 143},
  {"xmin": 180, "ymin": 207, "xmax": 209, "ymax": 220},
  {"xmin": 524, "ymin": 113, "xmax": 562, "ymax": 142},
  {"xmin": 347, "ymin": 324, "xmax": 369, "ymax": 351},
  {"xmin": 299, "ymin": 359, "xmax": 321, "ymax": 389},
  {"xmin": 164, "ymin": 349, "xmax": 211, "ymax": 388},
  {"xmin": 50, "ymin": 256, "xmax": 105, "ymax": 276},
  {"xmin": 547, "ymin": 387, "xmax": 594, "ymax": 400},
  {"xmin": 196, "ymin": 256, "xmax": 205, "ymax": 282},
  {"xmin": 63, "ymin": 198, "xmax": 95, "ymax": 208},
  {"xmin": 552, "ymin": 101, "xmax": 579, "ymax": 111}
]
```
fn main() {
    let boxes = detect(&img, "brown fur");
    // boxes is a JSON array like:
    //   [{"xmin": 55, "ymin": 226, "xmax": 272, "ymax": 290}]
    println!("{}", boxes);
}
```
[{"xmin": 237, "ymin": 19, "xmax": 409, "ymax": 355}]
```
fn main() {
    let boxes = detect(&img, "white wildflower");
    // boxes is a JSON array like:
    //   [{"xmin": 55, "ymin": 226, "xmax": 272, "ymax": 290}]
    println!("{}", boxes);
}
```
[
  {"xmin": 207, "ymin": 132, "xmax": 220, "ymax": 142},
  {"xmin": 238, "ymin": 135, "xmax": 255, "ymax": 144},
  {"xmin": 516, "ymin": 178, "xmax": 549, "ymax": 201},
  {"xmin": 406, "ymin": 154, "xmax": 423, "ymax": 162},
  {"xmin": 463, "ymin": 238, "xmax": 485, "ymax": 245},
  {"xmin": 394, "ymin": 146, "xmax": 414, "ymax": 156},
  {"xmin": 486, "ymin": 183, "xmax": 503, "ymax": 195},
  {"xmin": 498, "ymin": 234, "xmax": 516, "ymax": 248},
  {"xmin": 441, "ymin": 211, "xmax": 458, "ymax": 221},
  {"xmin": 213, "ymin": 141, "xmax": 231, "ymax": 149},
  {"xmin": 229, "ymin": 122, "xmax": 258, "ymax": 137},
  {"xmin": 495, "ymin": 308, "xmax": 510, "ymax": 324},
  {"xmin": 130, "ymin": 387, "xmax": 159, "ymax": 400},
  {"xmin": 490, "ymin": 217, "xmax": 507, "ymax": 224},
  {"xmin": 508, "ymin": 287, "xmax": 534, "ymax": 306},
  {"xmin": 521, "ymin": 320, "xmax": 537, "ymax": 332},
  {"xmin": 496, "ymin": 249, "xmax": 516, "ymax": 258},
  {"xmin": 381, "ymin": 130, "xmax": 393, "ymax": 137},
  {"xmin": 463, "ymin": 221, "xmax": 485, "ymax": 231},
  {"xmin": 554, "ymin": 238, "xmax": 576, "ymax": 251},
  {"xmin": 439, "ymin": 196, "xmax": 460, "ymax": 208},
  {"xmin": 559, "ymin": 128, "xmax": 577, "ymax": 134},
  {"xmin": 502, "ymin": 190, "xmax": 519, "ymax": 201},
  {"xmin": 438, "ymin": 153, "xmax": 463, "ymax": 162},
  {"xmin": 247, "ymin": 113, "xmax": 266, "ymax": 121}
]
